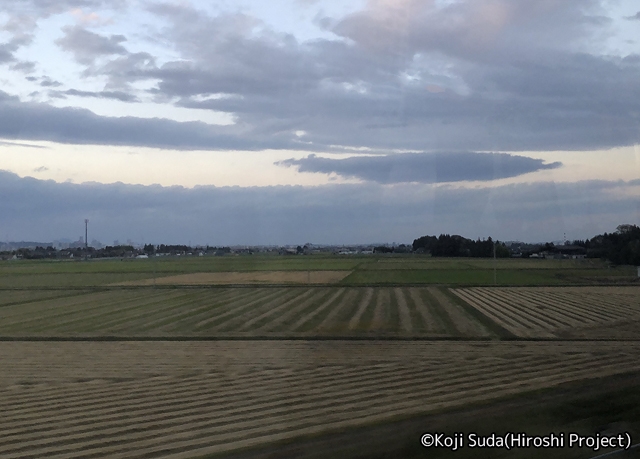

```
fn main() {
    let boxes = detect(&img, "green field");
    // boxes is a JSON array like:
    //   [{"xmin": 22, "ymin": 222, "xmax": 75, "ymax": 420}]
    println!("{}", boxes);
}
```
[
  {"xmin": 0, "ymin": 254, "xmax": 636, "ymax": 288},
  {"xmin": 0, "ymin": 255, "xmax": 361, "ymax": 275}
]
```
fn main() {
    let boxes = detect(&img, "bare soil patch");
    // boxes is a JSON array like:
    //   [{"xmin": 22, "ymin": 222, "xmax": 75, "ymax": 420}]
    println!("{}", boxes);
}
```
[{"xmin": 117, "ymin": 271, "xmax": 352, "ymax": 286}]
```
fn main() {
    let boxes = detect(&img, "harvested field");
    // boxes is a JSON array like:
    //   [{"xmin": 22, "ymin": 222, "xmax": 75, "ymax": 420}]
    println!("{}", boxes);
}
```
[
  {"xmin": 116, "ymin": 270, "xmax": 352, "ymax": 285},
  {"xmin": 0, "ymin": 287, "xmax": 490, "ymax": 338},
  {"xmin": 2, "ymin": 285, "xmax": 637, "ymax": 339},
  {"xmin": 452, "ymin": 286, "xmax": 640, "ymax": 339},
  {"xmin": 1, "ymin": 340, "xmax": 640, "ymax": 458}
]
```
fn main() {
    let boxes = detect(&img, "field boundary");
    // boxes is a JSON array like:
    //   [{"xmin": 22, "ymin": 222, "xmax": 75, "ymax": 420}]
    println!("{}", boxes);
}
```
[
  {"xmin": 0, "ymin": 282, "xmax": 637, "ymax": 291},
  {"xmin": 2, "ymin": 336, "xmax": 640, "ymax": 342}
]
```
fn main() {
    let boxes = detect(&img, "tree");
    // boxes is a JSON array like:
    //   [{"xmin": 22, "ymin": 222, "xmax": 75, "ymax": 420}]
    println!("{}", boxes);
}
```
[{"xmin": 617, "ymin": 224, "xmax": 635, "ymax": 234}]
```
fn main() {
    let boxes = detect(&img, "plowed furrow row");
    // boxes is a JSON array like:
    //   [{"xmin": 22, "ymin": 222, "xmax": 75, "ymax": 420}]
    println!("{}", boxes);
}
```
[
  {"xmin": 467, "ymin": 289, "xmax": 556, "ymax": 331},
  {"xmin": 499, "ymin": 291, "xmax": 604, "ymax": 325},
  {"xmin": 473, "ymin": 289, "xmax": 573, "ymax": 328},
  {"xmin": 2, "ymin": 355, "xmax": 637, "ymax": 459},
  {"xmin": 452, "ymin": 289, "xmax": 535, "ymax": 335}
]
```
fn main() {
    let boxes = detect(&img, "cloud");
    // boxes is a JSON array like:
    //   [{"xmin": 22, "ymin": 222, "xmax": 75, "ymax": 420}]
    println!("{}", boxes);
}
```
[
  {"xmin": 55, "ymin": 25, "xmax": 128, "ymax": 65},
  {"xmin": 138, "ymin": 1, "xmax": 640, "ymax": 152},
  {"xmin": 0, "ymin": 15, "xmax": 38, "ymax": 64},
  {"xmin": 13, "ymin": 61, "xmax": 37, "ymax": 73},
  {"xmin": 2, "ymin": 0, "xmax": 124, "ymax": 14},
  {"xmin": 53, "ymin": 88, "xmax": 139, "ymax": 102},
  {"xmin": 33, "ymin": 166, "xmax": 49, "ymax": 172},
  {"xmin": 0, "ymin": 42, "xmax": 20, "ymax": 63},
  {"xmin": 1, "ymin": 1, "xmax": 639, "ymax": 153},
  {"xmin": 626, "ymin": 12, "xmax": 640, "ymax": 20},
  {"xmin": 277, "ymin": 152, "xmax": 562, "ymax": 183},
  {"xmin": 0, "ymin": 1, "xmax": 125, "ymax": 68},
  {"xmin": 53, "ymin": 25, "xmax": 157, "ymax": 91},
  {"xmin": 329, "ymin": 0, "xmax": 607, "ymax": 61},
  {"xmin": 92, "ymin": 51, "xmax": 156, "ymax": 90},
  {"xmin": 40, "ymin": 79, "xmax": 62, "ymax": 87},
  {"xmin": 0, "ymin": 170, "xmax": 637, "ymax": 245},
  {"xmin": 0, "ymin": 91, "xmax": 289, "ymax": 150},
  {"xmin": 70, "ymin": 8, "xmax": 105, "ymax": 26}
]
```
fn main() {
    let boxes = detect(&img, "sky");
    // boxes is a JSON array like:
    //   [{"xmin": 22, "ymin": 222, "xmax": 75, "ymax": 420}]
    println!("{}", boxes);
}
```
[{"xmin": 0, "ymin": 0, "xmax": 639, "ymax": 245}]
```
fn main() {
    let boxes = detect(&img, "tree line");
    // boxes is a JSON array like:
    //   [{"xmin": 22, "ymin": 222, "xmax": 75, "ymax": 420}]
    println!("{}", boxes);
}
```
[
  {"xmin": 580, "ymin": 224, "xmax": 640, "ymax": 265},
  {"xmin": 411, "ymin": 224, "xmax": 640, "ymax": 264},
  {"xmin": 412, "ymin": 235, "xmax": 510, "ymax": 258}
]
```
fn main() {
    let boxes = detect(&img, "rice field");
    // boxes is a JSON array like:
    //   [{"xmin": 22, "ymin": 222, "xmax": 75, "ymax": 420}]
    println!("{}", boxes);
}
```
[
  {"xmin": 2, "ymin": 286, "xmax": 639, "ymax": 339},
  {"xmin": 0, "ymin": 255, "xmax": 635, "ymax": 288},
  {"xmin": 0, "ymin": 287, "xmax": 491, "ymax": 338},
  {"xmin": 1, "ymin": 340, "xmax": 639, "ymax": 459},
  {"xmin": 452, "ymin": 286, "xmax": 640, "ymax": 338},
  {"xmin": 1, "ymin": 257, "xmax": 639, "ymax": 458}
]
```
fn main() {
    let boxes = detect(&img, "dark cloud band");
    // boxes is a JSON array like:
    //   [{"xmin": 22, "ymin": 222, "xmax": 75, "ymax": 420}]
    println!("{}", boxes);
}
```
[
  {"xmin": 277, "ymin": 152, "xmax": 562, "ymax": 184},
  {"xmin": 0, "ymin": 170, "xmax": 636, "ymax": 245}
]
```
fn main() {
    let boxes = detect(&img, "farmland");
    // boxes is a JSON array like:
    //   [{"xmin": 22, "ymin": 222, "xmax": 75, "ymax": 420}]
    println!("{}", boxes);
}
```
[
  {"xmin": 0, "ymin": 284, "xmax": 637, "ymax": 339},
  {"xmin": 0, "ymin": 254, "xmax": 638, "ymax": 458},
  {"xmin": 0, "ymin": 287, "xmax": 494, "ymax": 338},
  {"xmin": 0, "ymin": 254, "xmax": 636, "ymax": 288},
  {"xmin": 452, "ymin": 286, "xmax": 640, "ymax": 339},
  {"xmin": 1, "ymin": 341, "xmax": 640, "ymax": 459}
]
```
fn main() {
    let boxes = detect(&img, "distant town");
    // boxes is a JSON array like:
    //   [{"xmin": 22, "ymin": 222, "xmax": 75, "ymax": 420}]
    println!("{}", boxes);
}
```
[
  {"xmin": 2, "ymin": 224, "xmax": 638, "ymax": 265},
  {"xmin": 0, "ymin": 240, "xmax": 388, "ymax": 260}
]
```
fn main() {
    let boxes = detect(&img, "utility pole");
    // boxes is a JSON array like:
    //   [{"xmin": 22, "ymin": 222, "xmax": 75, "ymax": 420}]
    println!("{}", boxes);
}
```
[{"xmin": 84, "ymin": 219, "xmax": 89, "ymax": 261}]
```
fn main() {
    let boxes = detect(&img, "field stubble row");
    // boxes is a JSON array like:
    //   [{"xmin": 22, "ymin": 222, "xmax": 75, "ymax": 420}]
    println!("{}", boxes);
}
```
[
  {"xmin": 452, "ymin": 286, "xmax": 640, "ymax": 339},
  {"xmin": 1, "ymin": 341, "xmax": 639, "ymax": 459}
]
